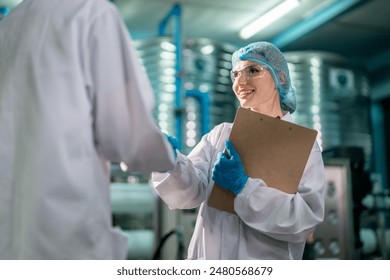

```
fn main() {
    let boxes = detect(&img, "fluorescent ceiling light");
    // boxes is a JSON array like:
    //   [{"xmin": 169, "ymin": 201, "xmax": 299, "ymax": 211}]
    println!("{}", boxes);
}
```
[{"xmin": 239, "ymin": 0, "xmax": 300, "ymax": 40}]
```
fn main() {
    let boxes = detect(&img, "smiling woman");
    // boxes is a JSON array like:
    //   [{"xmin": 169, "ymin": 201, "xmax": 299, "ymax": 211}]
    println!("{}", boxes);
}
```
[
  {"xmin": 152, "ymin": 41, "xmax": 326, "ymax": 260},
  {"xmin": 231, "ymin": 42, "xmax": 296, "ymax": 114},
  {"xmin": 229, "ymin": 42, "xmax": 297, "ymax": 118},
  {"xmin": 232, "ymin": 60, "xmax": 281, "ymax": 117}
]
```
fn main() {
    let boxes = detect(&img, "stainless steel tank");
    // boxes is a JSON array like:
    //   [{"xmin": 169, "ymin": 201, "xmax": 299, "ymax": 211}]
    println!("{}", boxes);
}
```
[
  {"xmin": 183, "ymin": 38, "xmax": 237, "ymax": 125},
  {"xmin": 134, "ymin": 37, "xmax": 238, "ymax": 154},
  {"xmin": 284, "ymin": 51, "xmax": 372, "ymax": 169},
  {"xmin": 134, "ymin": 37, "xmax": 177, "ymax": 136}
]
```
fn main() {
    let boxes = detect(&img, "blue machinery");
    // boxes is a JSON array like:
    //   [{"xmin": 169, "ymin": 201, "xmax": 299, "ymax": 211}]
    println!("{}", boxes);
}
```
[
  {"xmin": 158, "ymin": 4, "xmax": 210, "ymax": 150},
  {"xmin": 186, "ymin": 89, "xmax": 210, "ymax": 136},
  {"xmin": 158, "ymin": 4, "xmax": 183, "ymax": 149}
]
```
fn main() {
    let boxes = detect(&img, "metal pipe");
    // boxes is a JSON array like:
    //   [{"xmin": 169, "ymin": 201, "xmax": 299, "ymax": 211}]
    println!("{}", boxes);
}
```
[
  {"xmin": 370, "ymin": 102, "xmax": 388, "ymax": 190},
  {"xmin": 158, "ymin": 4, "xmax": 183, "ymax": 149},
  {"xmin": 185, "ymin": 89, "xmax": 211, "ymax": 136}
]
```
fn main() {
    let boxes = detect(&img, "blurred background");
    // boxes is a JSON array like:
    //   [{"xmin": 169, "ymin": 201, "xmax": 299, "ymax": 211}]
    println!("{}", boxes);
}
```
[{"xmin": 2, "ymin": 0, "xmax": 390, "ymax": 260}]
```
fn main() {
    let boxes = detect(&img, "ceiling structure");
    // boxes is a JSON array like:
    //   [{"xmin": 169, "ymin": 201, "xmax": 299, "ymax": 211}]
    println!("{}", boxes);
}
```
[
  {"xmin": 112, "ymin": 0, "xmax": 390, "ymax": 88},
  {"xmin": 1, "ymin": 0, "xmax": 389, "ymax": 89}
]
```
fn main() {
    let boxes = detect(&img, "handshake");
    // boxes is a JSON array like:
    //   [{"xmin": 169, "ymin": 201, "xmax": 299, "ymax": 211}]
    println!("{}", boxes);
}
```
[
  {"xmin": 164, "ymin": 133, "xmax": 179, "ymax": 159},
  {"xmin": 163, "ymin": 133, "xmax": 248, "ymax": 195}
]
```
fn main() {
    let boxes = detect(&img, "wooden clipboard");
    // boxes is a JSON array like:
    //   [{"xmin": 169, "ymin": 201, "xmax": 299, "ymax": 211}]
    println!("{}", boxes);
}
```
[{"xmin": 207, "ymin": 107, "xmax": 318, "ymax": 214}]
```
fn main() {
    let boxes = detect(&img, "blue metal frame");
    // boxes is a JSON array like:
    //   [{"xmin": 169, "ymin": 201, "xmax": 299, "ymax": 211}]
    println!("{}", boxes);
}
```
[
  {"xmin": 159, "ymin": 4, "xmax": 183, "ymax": 149},
  {"xmin": 371, "ymin": 101, "xmax": 389, "ymax": 190},
  {"xmin": 185, "ymin": 89, "xmax": 211, "ymax": 136}
]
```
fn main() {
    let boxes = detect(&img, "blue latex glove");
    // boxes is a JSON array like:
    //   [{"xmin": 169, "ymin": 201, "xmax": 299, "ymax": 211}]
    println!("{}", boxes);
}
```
[
  {"xmin": 164, "ymin": 133, "xmax": 179, "ymax": 158},
  {"xmin": 212, "ymin": 140, "xmax": 249, "ymax": 195}
]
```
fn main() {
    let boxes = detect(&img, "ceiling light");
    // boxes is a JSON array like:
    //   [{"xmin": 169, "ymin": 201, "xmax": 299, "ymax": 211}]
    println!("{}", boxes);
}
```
[{"xmin": 239, "ymin": 0, "xmax": 300, "ymax": 40}]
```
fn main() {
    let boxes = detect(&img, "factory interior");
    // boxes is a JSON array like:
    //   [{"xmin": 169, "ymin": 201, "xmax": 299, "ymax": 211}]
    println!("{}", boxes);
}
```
[{"xmin": 1, "ymin": 0, "xmax": 390, "ymax": 260}]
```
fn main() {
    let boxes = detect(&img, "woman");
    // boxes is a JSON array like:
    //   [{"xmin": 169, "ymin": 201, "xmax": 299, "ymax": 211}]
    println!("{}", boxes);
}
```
[{"xmin": 152, "ymin": 41, "xmax": 325, "ymax": 260}]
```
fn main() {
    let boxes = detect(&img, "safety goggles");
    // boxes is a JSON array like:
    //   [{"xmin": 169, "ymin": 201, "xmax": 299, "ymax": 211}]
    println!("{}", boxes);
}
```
[{"xmin": 230, "ymin": 64, "xmax": 266, "ymax": 82}]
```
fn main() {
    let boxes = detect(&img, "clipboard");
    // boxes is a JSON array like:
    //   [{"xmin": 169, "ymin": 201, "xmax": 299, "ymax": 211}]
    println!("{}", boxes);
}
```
[{"xmin": 207, "ymin": 107, "xmax": 318, "ymax": 214}]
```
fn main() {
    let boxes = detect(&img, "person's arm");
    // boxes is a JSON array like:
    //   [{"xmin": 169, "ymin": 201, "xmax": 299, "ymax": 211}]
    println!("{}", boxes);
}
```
[
  {"xmin": 234, "ymin": 142, "xmax": 325, "ymax": 243},
  {"xmin": 152, "ymin": 125, "xmax": 226, "ymax": 209},
  {"xmin": 84, "ymin": 5, "xmax": 174, "ymax": 172}
]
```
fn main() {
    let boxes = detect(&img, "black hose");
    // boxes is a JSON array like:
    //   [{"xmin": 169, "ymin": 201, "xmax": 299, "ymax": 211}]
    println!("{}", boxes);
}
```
[{"xmin": 152, "ymin": 227, "xmax": 184, "ymax": 260}]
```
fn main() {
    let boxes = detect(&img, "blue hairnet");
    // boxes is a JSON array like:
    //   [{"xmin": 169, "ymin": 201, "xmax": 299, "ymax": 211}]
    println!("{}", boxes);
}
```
[{"xmin": 231, "ymin": 42, "xmax": 296, "ymax": 113}]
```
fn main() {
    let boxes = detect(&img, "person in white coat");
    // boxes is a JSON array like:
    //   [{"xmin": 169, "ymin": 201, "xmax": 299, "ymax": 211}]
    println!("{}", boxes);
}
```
[
  {"xmin": 0, "ymin": 0, "xmax": 175, "ymax": 259},
  {"xmin": 152, "ymin": 42, "xmax": 325, "ymax": 259}
]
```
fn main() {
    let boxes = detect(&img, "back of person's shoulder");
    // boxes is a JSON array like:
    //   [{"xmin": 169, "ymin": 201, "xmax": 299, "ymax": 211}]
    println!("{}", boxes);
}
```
[
  {"xmin": 48, "ymin": 0, "xmax": 116, "ymax": 24},
  {"xmin": 77, "ymin": 0, "xmax": 118, "ymax": 17}
]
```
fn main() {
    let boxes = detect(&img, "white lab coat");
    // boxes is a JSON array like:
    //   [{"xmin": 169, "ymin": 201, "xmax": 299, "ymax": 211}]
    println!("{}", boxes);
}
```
[
  {"xmin": 0, "ymin": 0, "xmax": 174, "ymax": 259},
  {"xmin": 152, "ymin": 113, "xmax": 325, "ymax": 259}
]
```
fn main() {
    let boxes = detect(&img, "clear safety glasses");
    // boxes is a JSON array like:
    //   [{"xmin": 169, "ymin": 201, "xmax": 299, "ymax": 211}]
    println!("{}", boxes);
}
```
[{"xmin": 230, "ymin": 64, "xmax": 266, "ymax": 82}]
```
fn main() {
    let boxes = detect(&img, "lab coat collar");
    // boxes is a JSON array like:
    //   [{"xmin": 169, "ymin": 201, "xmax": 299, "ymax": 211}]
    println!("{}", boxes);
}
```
[{"xmin": 281, "ymin": 112, "xmax": 293, "ymax": 123}]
